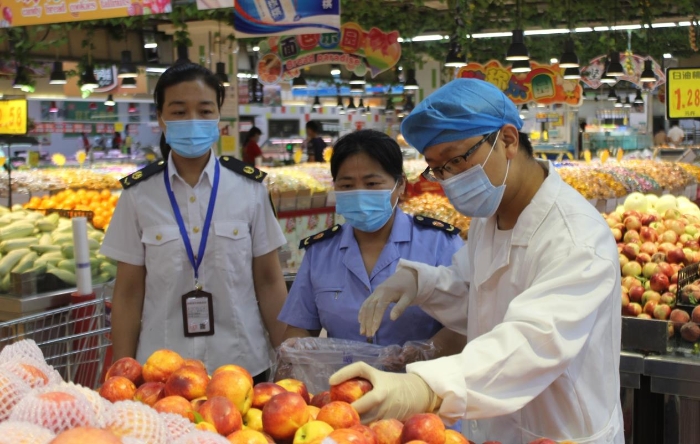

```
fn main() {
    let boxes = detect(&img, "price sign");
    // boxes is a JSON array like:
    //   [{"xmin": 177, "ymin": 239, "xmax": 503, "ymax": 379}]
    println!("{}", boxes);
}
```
[
  {"xmin": 0, "ymin": 99, "xmax": 28, "ymax": 135},
  {"xmin": 666, "ymin": 67, "xmax": 700, "ymax": 119}
]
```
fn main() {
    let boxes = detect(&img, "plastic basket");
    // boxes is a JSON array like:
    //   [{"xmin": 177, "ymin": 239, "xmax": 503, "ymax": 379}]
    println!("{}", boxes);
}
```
[{"xmin": 675, "ymin": 262, "xmax": 699, "ymax": 312}]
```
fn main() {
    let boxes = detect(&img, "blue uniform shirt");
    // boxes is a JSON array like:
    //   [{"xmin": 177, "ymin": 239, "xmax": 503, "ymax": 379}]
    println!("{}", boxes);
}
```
[{"xmin": 278, "ymin": 209, "xmax": 464, "ymax": 345}]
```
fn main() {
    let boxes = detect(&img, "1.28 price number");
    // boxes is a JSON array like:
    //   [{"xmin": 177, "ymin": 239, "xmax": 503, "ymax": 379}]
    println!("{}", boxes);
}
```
[
  {"xmin": 673, "ymin": 88, "xmax": 700, "ymax": 111},
  {"xmin": 0, "ymin": 100, "xmax": 28, "ymax": 135}
]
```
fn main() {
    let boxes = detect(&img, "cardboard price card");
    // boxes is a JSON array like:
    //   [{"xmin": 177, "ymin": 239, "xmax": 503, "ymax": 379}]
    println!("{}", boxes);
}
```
[
  {"xmin": 666, "ymin": 67, "xmax": 700, "ymax": 119},
  {"xmin": 0, "ymin": 99, "xmax": 27, "ymax": 135}
]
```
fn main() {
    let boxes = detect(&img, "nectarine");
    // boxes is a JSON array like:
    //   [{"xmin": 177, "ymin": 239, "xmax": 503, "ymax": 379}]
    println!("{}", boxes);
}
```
[
  {"xmin": 293, "ymin": 420, "xmax": 335, "ymax": 444},
  {"xmin": 52, "ymin": 427, "xmax": 122, "ymax": 443},
  {"xmin": 262, "ymin": 392, "xmax": 310, "ymax": 440},
  {"xmin": 277, "ymin": 379, "xmax": 311, "ymax": 403},
  {"xmin": 199, "ymin": 396, "xmax": 243, "ymax": 436},
  {"xmin": 352, "ymin": 424, "xmax": 379, "ymax": 444},
  {"xmin": 444, "ymin": 430, "xmax": 468, "ymax": 444},
  {"xmin": 330, "ymin": 378, "xmax": 373, "ymax": 404},
  {"xmin": 400, "ymin": 414, "xmax": 446, "ymax": 444},
  {"xmin": 143, "ymin": 349, "xmax": 185, "ymax": 383},
  {"xmin": 214, "ymin": 365, "xmax": 254, "ymax": 387},
  {"xmin": 134, "ymin": 381, "xmax": 165, "ymax": 407},
  {"xmin": 99, "ymin": 376, "xmax": 137, "ymax": 403},
  {"xmin": 153, "ymin": 395, "xmax": 194, "ymax": 420},
  {"xmin": 243, "ymin": 408, "xmax": 263, "ymax": 432},
  {"xmin": 105, "ymin": 357, "xmax": 143, "ymax": 385},
  {"xmin": 252, "ymin": 382, "xmax": 287, "ymax": 409},
  {"xmin": 165, "ymin": 365, "xmax": 210, "ymax": 401},
  {"xmin": 310, "ymin": 391, "xmax": 332, "ymax": 408},
  {"xmin": 370, "ymin": 419, "xmax": 404, "ymax": 444},
  {"xmin": 316, "ymin": 401, "xmax": 361, "ymax": 430},
  {"xmin": 207, "ymin": 370, "xmax": 254, "ymax": 415},
  {"xmin": 227, "ymin": 429, "xmax": 272, "ymax": 444}
]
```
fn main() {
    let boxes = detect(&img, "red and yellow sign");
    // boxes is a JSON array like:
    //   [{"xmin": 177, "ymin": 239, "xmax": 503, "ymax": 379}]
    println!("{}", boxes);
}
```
[
  {"xmin": 0, "ymin": 0, "xmax": 171, "ymax": 27},
  {"xmin": 666, "ymin": 67, "xmax": 700, "ymax": 120},
  {"xmin": 457, "ymin": 60, "xmax": 584, "ymax": 106},
  {"xmin": 0, "ymin": 99, "xmax": 28, "ymax": 135}
]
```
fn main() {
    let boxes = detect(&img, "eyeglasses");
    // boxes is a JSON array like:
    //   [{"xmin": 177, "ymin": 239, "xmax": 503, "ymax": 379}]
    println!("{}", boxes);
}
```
[{"xmin": 422, "ymin": 132, "xmax": 495, "ymax": 182}]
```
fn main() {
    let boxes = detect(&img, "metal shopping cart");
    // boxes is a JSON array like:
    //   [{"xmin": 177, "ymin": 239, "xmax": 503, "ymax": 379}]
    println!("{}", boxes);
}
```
[{"xmin": 0, "ymin": 283, "xmax": 113, "ymax": 389}]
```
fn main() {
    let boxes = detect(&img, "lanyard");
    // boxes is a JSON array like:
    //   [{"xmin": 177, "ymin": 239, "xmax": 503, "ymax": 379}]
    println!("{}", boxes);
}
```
[{"xmin": 164, "ymin": 160, "xmax": 220, "ymax": 288}]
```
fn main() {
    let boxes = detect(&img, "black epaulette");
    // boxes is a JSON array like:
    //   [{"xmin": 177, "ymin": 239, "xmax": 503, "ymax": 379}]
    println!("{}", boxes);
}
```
[
  {"xmin": 299, "ymin": 225, "xmax": 342, "ymax": 250},
  {"xmin": 219, "ymin": 156, "xmax": 267, "ymax": 183},
  {"xmin": 413, "ymin": 215, "xmax": 460, "ymax": 235},
  {"xmin": 119, "ymin": 160, "xmax": 166, "ymax": 189}
]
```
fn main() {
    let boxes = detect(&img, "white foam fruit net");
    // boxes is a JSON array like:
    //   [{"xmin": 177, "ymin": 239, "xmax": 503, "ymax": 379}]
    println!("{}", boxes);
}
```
[
  {"xmin": 0, "ymin": 357, "xmax": 63, "ymax": 389},
  {"xmin": 0, "ymin": 368, "xmax": 31, "ymax": 421},
  {"xmin": 160, "ymin": 412, "xmax": 197, "ymax": 441},
  {"xmin": 54, "ymin": 382, "xmax": 111, "ymax": 428},
  {"xmin": 174, "ymin": 430, "xmax": 233, "ymax": 444},
  {"xmin": 0, "ymin": 421, "xmax": 55, "ymax": 444},
  {"xmin": 0, "ymin": 339, "xmax": 46, "ymax": 363},
  {"xmin": 104, "ymin": 400, "xmax": 169, "ymax": 444},
  {"xmin": 9, "ymin": 385, "xmax": 97, "ymax": 434}
]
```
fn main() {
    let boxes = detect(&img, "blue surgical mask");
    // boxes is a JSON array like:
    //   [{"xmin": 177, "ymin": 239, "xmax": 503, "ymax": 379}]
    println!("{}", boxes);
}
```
[
  {"xmin": 440, "ymin": 130, "xmax": 509, "ymax": 218},
  {"xmin": 165, "ymin": 119, "xmax": 220, "ymax": 158},
  {"xmin": 335, "ymin": 182, "xmax": 399, "ymax": 233}
]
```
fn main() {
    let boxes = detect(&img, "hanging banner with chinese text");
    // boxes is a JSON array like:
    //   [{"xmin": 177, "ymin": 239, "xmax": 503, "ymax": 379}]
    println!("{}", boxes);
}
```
[
  {"xmin": 256, "ymin": 22, "xmax": 400, "ymax": 85},
  {"xmin": 0, "ymin": 0, "xmax": 171, "ymax": 28},
  {"xmin": 580, "ymin": 52, "xmax": 665, "ymax": 90},
  {"xmin": 234, "ymin": 0, "xmax": 340, "ymax": 38},
  {"xmin": 457, "ymin": 60, "xmax": 584, "ymax": 106}
]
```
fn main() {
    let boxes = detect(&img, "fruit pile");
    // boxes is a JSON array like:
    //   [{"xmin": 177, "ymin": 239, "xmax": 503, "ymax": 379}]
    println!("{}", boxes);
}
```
[
  {"xmin": 25, "ymin": 189, "xmax": 119, "ymax": 230},
  {"xmin": 0, "ymin": 339, "xmax": 577, "ymax": 444},
  {"xmin": 0, "ymin": 205, "xmax": 114, "ymax": 293},
  {"xmin": 1, "ymin": 169, "xmax": 122, "ymax": 193}
]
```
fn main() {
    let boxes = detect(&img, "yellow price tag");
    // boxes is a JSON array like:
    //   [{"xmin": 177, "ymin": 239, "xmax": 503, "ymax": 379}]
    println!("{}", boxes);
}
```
[
  {"xmin": 0, "ymin": 156, "xmax": 6, "ymax": 167},
  {"xmin": 600, "ymin": 149, "xmax": 610, "ymax": 164},
  {"xmin": 323, "ymin": 147, "xmax": 333, "ymax": 163},
  {"xmin": 76, "ymin": 151, "xmax": 87, "ymax": 166},
  {"xmin": 0, "ymin": 99, "xmax": 27, "ymax": 135},
  {"xmin": 51, "ymin": 153, "xmax": 66, "ymax": 167},
  {"xmin": 666, "ymin": 68, "xmax": 700, "ymax": 119},
  {"xmin": 583, "ymin": 150, "xmax": 591, "ymax": 164},
  {"xmin": 115, "ymin": 123, "xmax": 124, "ymax": 132},
  {"xmin": 293, "ymin": 149, "xmax": 303, "ymax": 164},
  {"xmin": 616, "ymin": 148, "xmax": 624, "ymax": 162}
]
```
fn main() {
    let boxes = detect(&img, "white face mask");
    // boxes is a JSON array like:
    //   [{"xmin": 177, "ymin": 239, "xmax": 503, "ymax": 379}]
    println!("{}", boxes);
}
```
[{"xmin": 439, "ymin": 130, "xmax": 509, "ymax": 218}]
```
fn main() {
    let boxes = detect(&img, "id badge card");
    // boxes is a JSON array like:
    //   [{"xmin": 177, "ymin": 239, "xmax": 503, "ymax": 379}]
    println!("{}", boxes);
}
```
[{"xmin": 181, "ymin": 290, "xmax": 215, "ymax": 337}]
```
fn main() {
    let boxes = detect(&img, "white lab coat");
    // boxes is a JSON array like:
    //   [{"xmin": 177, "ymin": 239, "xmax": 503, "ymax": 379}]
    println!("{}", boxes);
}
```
[{"xmin": 402, "ymin": 161, "xmax": 623, "ymax": 444}]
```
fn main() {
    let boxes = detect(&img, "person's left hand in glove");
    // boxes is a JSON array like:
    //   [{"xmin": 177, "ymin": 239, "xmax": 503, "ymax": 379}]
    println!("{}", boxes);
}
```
[{"xmin": 329, "ymin": 362, "xmax": 441, "ymax": 423}]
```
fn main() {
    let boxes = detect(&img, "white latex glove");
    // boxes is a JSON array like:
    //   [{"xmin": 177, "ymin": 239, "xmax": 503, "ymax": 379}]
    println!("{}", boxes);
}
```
[
  {"xmin": 358, "ymin": 267, "xmax": 419, "ymax": 337},
  {"xmin": 329, "ymin": 362, "xmax": 441, "ymax": 423}
]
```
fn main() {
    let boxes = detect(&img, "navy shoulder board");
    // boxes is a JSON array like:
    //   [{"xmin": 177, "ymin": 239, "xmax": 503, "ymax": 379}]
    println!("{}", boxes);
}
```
[{"xmin": 299, "ymin": 225, "xmax": 342, "ymax": 250}]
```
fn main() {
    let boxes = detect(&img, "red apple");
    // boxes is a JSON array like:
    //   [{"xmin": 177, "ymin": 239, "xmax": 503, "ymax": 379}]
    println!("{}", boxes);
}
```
[
  {"xmin": 316, "ymin": 401, "xmax": 361, "ymax": 430},
  {"xmin": 667, "ymin": 219, "xmax": 686, "ymax": 235},
  {"xmin": 199, "ymin": 396, "xmax": 243, "ymax": 436},
  {"xmin": 622, "ymin": 261, "xmax": 642, "ymax": 277},
  {"xmin": 276, "ymin": 379, "xmax": 311, "ymax": 404},
  {"xmin": 657, "ymin": 262, "xmax": 674, "ymax": 278},
  {"xmin": 624, "ymin": 210, "xmax": 642, "ymax": 220},
  {"xmin": 660, "ymin": 292, "xmax": 676, "ymax": 306},
  {"xmin": 352, "ymin": 425, "xmax": 379, "ymax": 444},
  {"xmin": 622, "ymin": 244, "xmax": 640, "ymax": 260},
  {"xmin": 693, "ymin": 305, "xmax": 700, "ymax": 323},
  {"xmin": 99, "ymin": 376, "xmax": 137, "ymax": 403},
  {"xmin": 650, "ymin": 273, "xmax": 670, "ymax": 293},
  {"xmin": 326, "ymin": 428, "xmax": 370, "ymax": 444},
  {"xmin": 624, "ymin": 230, "xmax": 640, "ymax": 244},
  {"xmin": 400, "ymin": 414, "xmax": 446, "ymax": 444},
  {"xmin": 653, "ymin": 304, "xmax": 672, "ymax": 320},
  {"xmin": 105, "ymin": 357, "xmax": 144, "ymax": 386},
  {"xmin": 637, "ymin": 253, "xmax": 651, "ymax": 264},
  {"xmin": 310, "ymin": 391, "xmax": 332, "ymax": 408},
  {"xmin": 644, "ymin": 300, "xmax": 659, "ymax": 317},
  {"xmin": 622, "ymin": 276, "xmax": 642, "ymax": 290},
  {"xmin": 370, "ymin": 419, "xmax": 404, "ymax": 444},
  {"xmin": 641, "ymin": 214, "xmax": 658, "ymax": 226},
  {"xmin": 133, "ymin": 381, "xmax": 165, "ymax": 407},
  {"xmin": 642, "ymin": 291, "xmax": 661, "ymax": 306},
  {"xmin": 625, "ymin": 216, "xmax": 642, "ymax": 232},
  {"xmin": 669, "ymin": 283, "xmax": 678, "ymax": 294},
  {"xmin": 621, "ymin": 292, "xmax": 630, "ymax": 310},
  {"xmin": 330, "ymin": 378, "xmax": 373, "ymax": 404},
  {"xmin": 626, "ymin": 302, "xmax": 643, "ymax": 317},
  {"xmin": 619, "ymin": 255, "xmax": 629, "ymax": 269},
  {"xmin": 637, "ymin": 313, "xmax": 653, "ymax": 319},
  {"xmin": 642, "ymin": 262, "xmax": 659, "ymax": 279},
  {"xmin": 640, "ymin": 241, "xmax": 658, "ymax": 255},
  {"xmin": 671, "ymin": 273, "xmax": 679, "ymax": 284},
  {"xmin": 661, "ymin": 231, "xmax": 679, "ymax": 244},
  {"xmin": 667, "ymin": 248, "xmax": 687, "ymax": 264},
  {"xmin": 252, "ymin": 383, "xmax": 287, "ymax": 410},
  {"xmin": 164, "ymin": 365, "xmax": 209, "ymax": 401},
  {"xmin": 262, "ymin": 392, "xmax": 310, "ymax": 441},
  {"xmin": 628, "ymin": 286, "xmax": 644, "ymax": 304},
  {"xmin": 611, "ymin": 228, "xmax": 622, "ymax": 242}
]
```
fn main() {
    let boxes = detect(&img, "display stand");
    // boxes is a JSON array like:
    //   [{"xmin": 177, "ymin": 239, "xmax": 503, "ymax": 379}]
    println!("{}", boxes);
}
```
[{"xmin": 0, "ymin": 135, "xmax": 39, "ymax": 208}]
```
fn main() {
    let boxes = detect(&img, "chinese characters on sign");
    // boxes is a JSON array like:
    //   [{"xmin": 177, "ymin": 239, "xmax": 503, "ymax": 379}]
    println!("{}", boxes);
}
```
[
  {"xmin": 457, "ymin": 60, "xmax": 584, "ymax": 106},
  {"xmin": 666, "ymin": 67, "xmax": 700, "ymax": 119},
  {"xmin": 256, "ymin": 22, "xmax": 400, "ymax": 85}
]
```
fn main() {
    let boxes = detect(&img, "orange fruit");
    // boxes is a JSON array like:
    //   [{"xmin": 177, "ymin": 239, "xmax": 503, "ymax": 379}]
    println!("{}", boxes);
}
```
[{"xmin": 101, "ymin": 189, "xmax": 112, "ymax": 199}]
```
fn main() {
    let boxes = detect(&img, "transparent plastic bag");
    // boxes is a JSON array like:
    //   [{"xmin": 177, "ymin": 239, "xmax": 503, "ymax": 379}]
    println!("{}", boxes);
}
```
[{"xmin": 272, "ymin": 337, "xmax": 439, "ymax": 394}]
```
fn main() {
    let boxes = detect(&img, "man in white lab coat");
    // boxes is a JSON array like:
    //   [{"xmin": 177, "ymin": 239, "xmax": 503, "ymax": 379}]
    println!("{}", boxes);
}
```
[{"xmin": 330, "ymin": 79, "xmax": 623, "ymax": 444}]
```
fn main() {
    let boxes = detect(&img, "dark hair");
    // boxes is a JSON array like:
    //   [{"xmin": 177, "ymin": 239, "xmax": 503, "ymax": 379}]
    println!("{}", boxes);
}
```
[
  {"xmin": 154, "ymin": 62, "xmax": 225, "ymax": 160},
  {"xmin": 244, "ymin": 126, "xmax": 262, "ymax": 146},
  {"xmin": 330, "ymin": 129, "xmax": 404, "ymax": 182},
  {"xmin": 306, "ymin": 120, "xmax": 322, "ymax": 134}
]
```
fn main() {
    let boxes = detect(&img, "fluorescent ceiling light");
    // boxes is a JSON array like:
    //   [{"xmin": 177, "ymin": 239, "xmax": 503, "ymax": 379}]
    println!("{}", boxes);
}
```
[
  {"xmin": 612, "ymin": 24, "xmax": 642, "ymax": 30},
  {"xmin": 144, "ymin": 43, "xmax": 158, "ymax": 49},
  {"xmin": 470, "ymin": 32, "xmax": 512, "ymax": 39},
  {"xmin": 397, "ymin": 37, "xmax": 404, "ymax": 43},
  {"xmin": 652, "ymin": 23, "xmax": 676, "ymax": 28},
  {"xmin": 575, "ymin": 27, "xmax": 594, "ymax": 32},
  {"xmin": 678, "ymin": 21, "xmax": 692, "ymax": 26},
  {"xmin": 524, "ymin": 29, "xmax": 570, "ymax": 35},
  {"xmin": 550, "ymin": 58, "xmax": 559, "ymax": 64},
  {"xmin": 594, "ymin": 26, "xmax": 609, "ymax": 31},
  {"xmin": 411, "ymin": 35, "xmax": 446, "ymax": 42},
  {"xmin": 664, "ymin": 53, "xmax": 673, "ymax": 58},
  {"xmin": 145, "ymin": 67, "xmax": 167, "ymax": 73},
  {"xmin": 252, "ymin": 46, "xmax": 260, "ymax": 51}
]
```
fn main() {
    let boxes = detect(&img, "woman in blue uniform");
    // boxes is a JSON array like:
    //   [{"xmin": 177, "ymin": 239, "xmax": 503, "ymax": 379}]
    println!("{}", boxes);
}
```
[{"xmin": 278, "ymin": 130, "xmax": 466, "ymax": 356}]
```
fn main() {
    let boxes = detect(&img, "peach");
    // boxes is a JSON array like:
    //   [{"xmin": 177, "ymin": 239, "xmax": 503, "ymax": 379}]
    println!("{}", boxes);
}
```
[
  {"xmin": 277, "ymin": 379, "xmax": 311, "ymax": 403},
  {"xmin": 370, "ymin": 419, "xmax": 404, "ymax": 444},
  {"xmin": 400, "ymin": 414, "xmax": 446, "ymax": 444},
  {"xmin": 310, "ymin": 391, "xmax": 331, "ymax": 408},
  {"xmin": 306, "ymin": 405, "xmax": 320, "ymax": 421},
  {"xmin": 199, "ymin": 396, "xmax": 243, "ymax": 436},
  {"xmin": 192, "ymin": 396, "xmax": 208, "ymax": 411},
  {"xmin": 352, "ymin": 424, "xmax": 379, "ymax": 444},
  {"xmin": 330, "ymin": 378, "xmax": 373, "ymax": 404},
  {"xmin": 52, "ymin": 427, "xmax": 122, "ymax": 443},
  {"xmin": 244, "ymin": 408, "xmax": 263, "ymax": 432},
  {"xmin": 214, "ymin": 365, "xmax": 254, "ymax": 387},
  {"xmin": 326, "ymin": 428, "xmax": 370, "ymax": 444},
  {"xmin": 207, "ymin": 370, "xmax": 254, "ymax": 415},
  {"xmin": 105, "ymin": 357, "xmax": 144, "ymax": 385},
  {"xmin": 14, "ymin": 391, "xmax": 94, "ymax": 434},
  {"xmin": 404, "ymin": 441, "xmax": 429, "ymax": 444},
  {"xmin": 228, "ymin": 429, "xmax": 272, "ymax": 444},
  {"xmin": 134, "ymin": 381, "xmax": 165, "ymax": 407},
  {"xmin": 252, "ymin": 382, "xmax": 287, "ymax": 409},
  {"xmin": 444, "ymin": 430, "xmax": 468, "ymax": 444},
  {"xmin": 153, "ymin": 395, "xmax": 194, "ymax": 420},
  {"xmin": 99, "ymin": 376, "xmax": 137, "ymax": 403},
  {"xmin": 18, "ymin": 363, "xmax": 50, "ymax": 387},
  {"xmin": 293, "ymin": 420, "xmax": 335, "ymax": 444},
  {"xmin": 195, "ymin": 421, "xmax": 219, "ymax": 433},
  {"xmin": 165, "ymin": 365, "xmax": 210, "ymax": 401},
  {"xmin": 183, "ymin": 358, "xmax": 208, "ymax": 371},
  {"xmin": 262, "ymin": 392, "xmax": 310, "ymax": 440},
  {"xmin": 143, "ymin": 349, "xmax": 185, "ymax": 383},
  {"xmin": 316, "ymin": 401, "xmax": 360, "ymax": 430}
]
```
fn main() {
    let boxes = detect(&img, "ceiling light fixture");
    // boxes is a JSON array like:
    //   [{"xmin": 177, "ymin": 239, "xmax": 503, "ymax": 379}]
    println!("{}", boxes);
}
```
[
  {"xmin": 511, "ymin": 59, "xmax": 531, "ymax": 73},
  {"xmin": 506, "ymin": 29, "xmax": 529, "ymax": 61},
  {"xmin": 121, "ymin": 77, "xmax": 137, "ymax": 88},
  {"xmin": 312, "ymin": 95, "xmax": 322, "ymax": 110},
  {"xmin": 559, "ymin": 40, "xmax": 579, "ymax": 68},
  {"xmin": 81, "ymin": 65, "xmax": 99, "ymax": 90},
  {"xmin": 49, "ymin": 101, "xmax": 59, "ymax": 113},
  {"xmin": 330, "ymin": 65, "xmax": 341, "ymax": 76},
  {"xmin": 403, "ymin": 69, "xmax": 419, "ymax": 89},
  {"xmin": 349, "ymin": 73, "xmax": 366, "ymax": 85},
  {"xmin": 634, "ymin": 90, "xmax": 644, "ymax": 105},
  {"xmin": 608, "ymin": 87, "xmax": 618, "ymax": 101},
  {"xmin": 292, "ymin": 72, "xmax": 307, "ymax": 89},
  {"xmin": 563, "ymin": 67, "xmax": 581, "ymax": 80},
  {"xmin": 444, "ymin": 37, "xmax": 468, "ymax": 68},
  {"xmin": 215, "ymin": 62, "xmax": 230, "ymax": 87},
  {"xmin": 104, "ymin": 94, "xmax": 115, "ymax": 107},
  {"xmin": 639, "ymin": 60, "xmax": 656, "ymax": 82},
  {"xmin": 118, "ymin": 51, "xmax": 138, "ymax": 78},
  {"xmin": 49, "ymin": 61, "xmax": 67, "ymax": 85}
]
